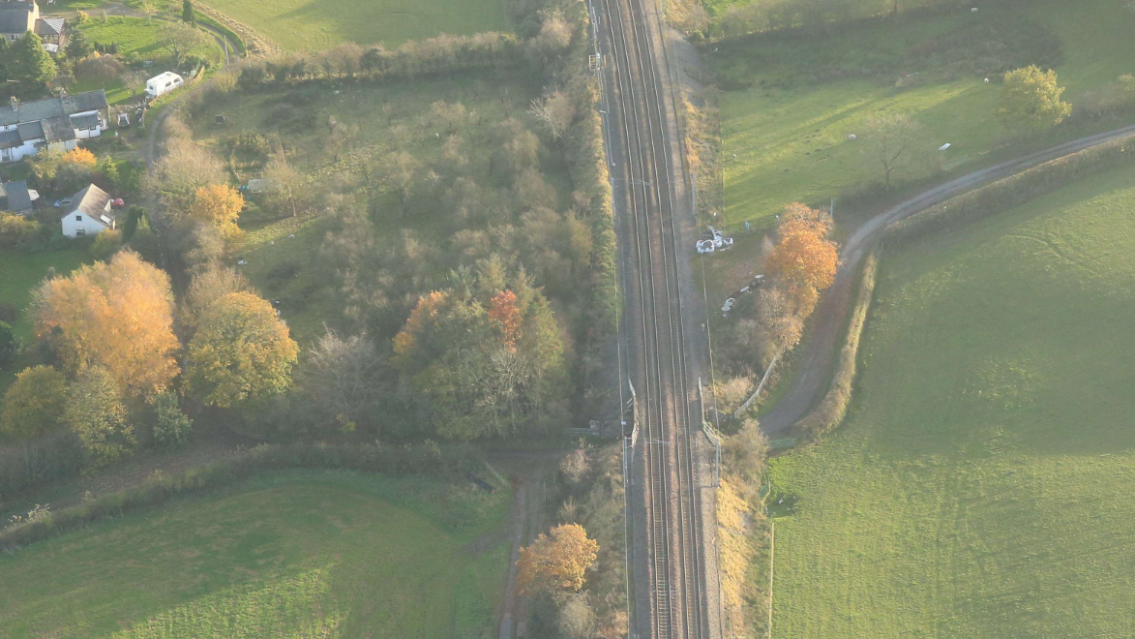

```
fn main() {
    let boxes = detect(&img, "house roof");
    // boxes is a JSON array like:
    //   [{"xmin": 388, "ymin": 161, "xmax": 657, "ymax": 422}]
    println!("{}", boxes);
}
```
[
  {"xmin": 16, "ymin": 120, "xmax": 43, "ymax": 142},
  {"xmin": 41, "ymin": 116, "xmax": 76, "ymax": 142},
  {"xmin": 65, "ymin": 184, "xmax": 114, "ymax": 226},
  {"xmin": 0, "ymin": 91, "xmax": 109, "ymax": 128},
  {"xmin": 0, "ymin": 181, "xmax": 33, "ymax": 212},
  {"xmin": 34, "ymin": 17, "xmax": 63, "ymax": 36},
  {"xmin": 0, "ymin": 3, "xmax": 34, "ymax": 35},
  {"xmin": 71, "ymin": 113, "xmax": 100, "ymax": 129},
  {"xmin": 0, "ymin": 129, "xmax": 20, "ymax": 150}
]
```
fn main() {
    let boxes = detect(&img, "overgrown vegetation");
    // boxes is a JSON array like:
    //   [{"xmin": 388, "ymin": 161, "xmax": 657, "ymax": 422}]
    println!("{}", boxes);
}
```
[{"xmin": 527, "ymin": 444, "xmax": 629, "ymax": 639}]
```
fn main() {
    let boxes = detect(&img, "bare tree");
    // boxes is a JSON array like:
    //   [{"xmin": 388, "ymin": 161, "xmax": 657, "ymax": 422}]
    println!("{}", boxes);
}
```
[
  {"xmin": 145, "ymin": 136, "xmax": 226, "ymax": 216},
  {"xmin": 301, "ymin": 329, "xmax": 386, "ymax": 432},
  {"xmin": 863, "ymin": 112, "xmax": 925, "ymax": 185},
  {"xmin": 560, "ymin": 448, "xmax": 590, "ymax": 484},
  {"xmin": 756, "ymin": 285, "xmax": 804, "ymax": 366},
  {"xmin": 430, "ymin": 100, "xmax": 468, "ymax": 136},
  {"xmin": 529, "ymin": 90, "xmax": 575, "ymax": 139},
  {"xmin": 558, "ymin": 592, "xmax": 597, "ymax": 639},
  {"xmin": 161, "ymin": 21, "xmax": 206, "ymax": 68},
  {"xmin": 138, "ymin": 0, "xmax": 157, "ymax": 23},
  {"xmin": 262, "ymin": 153, "xmax": 304, "ymax": 217}
]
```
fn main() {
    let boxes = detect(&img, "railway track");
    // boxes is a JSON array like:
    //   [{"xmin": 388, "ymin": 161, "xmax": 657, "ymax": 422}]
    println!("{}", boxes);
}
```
[{"xmin": 591, "ymin": 0, "xmax": 709, "ymax": 636}]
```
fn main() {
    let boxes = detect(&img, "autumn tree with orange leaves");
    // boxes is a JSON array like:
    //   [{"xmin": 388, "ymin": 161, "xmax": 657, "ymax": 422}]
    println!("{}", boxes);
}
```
[
  {"xmin": 32, "ymin": 250, "xmax": 180, "ymax": 398},
  {"xmin": 765, "ymin": 202, "xmax": 838, "ymax": 318},
  {"xmin": 190, "ymin": 184, "xmax": 244, "ymax": 239},
  {"xmin": 488, "ymin": 289, "xmax": 522, "ymax": 350},
  {"xmin": 517, "ymin": 523, "xmax": 600, "ymax": 594}
]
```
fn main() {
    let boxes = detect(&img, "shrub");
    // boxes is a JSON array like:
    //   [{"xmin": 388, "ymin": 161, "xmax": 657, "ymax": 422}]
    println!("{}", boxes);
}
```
[
  {"xmin": 797, "ymin": 252, "xmax": 877, "ymax": 441},
  {"xmin": 0, "ymin": 213, "xmax": 41, "ymax": 249},
  {"xmin": 89, "ymin": 228, "xmax": 123, "ymax": 260},
  {"xmin": 149, "ymin": 392, "xmax": 193, "ymax": 448}
]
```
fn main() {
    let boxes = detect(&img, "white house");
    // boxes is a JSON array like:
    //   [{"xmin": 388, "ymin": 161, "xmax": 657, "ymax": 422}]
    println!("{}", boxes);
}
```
[
  {"xmin": 145, "ymin": 72, "xmax": 183, "ymax": 99},
  {"xmin": 0, "ymin": 90, "xmax": 109, "ymax": 163},
  {"xmin": 60, "ymin": 183, "xmax": 115, "ymax": 238},
  {"xmin": 0, "ymin": 0, "xmax": 65, "ymax": 49}
]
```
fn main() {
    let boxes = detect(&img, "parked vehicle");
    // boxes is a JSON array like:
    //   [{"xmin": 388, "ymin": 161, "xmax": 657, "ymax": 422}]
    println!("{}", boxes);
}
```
[{"xmin": 145, "ymin": 72, "xmax": 183, "ymax": 99}]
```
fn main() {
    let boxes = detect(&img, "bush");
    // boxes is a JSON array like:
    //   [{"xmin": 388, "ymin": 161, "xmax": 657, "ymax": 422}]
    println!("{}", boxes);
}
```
[
  {"xmin": 797, "ymin": 252, "xmax": 877, "ymax": 441},
  {"xmin": 0, "ymin": 213, "xmax": 42, "ymax": 249},
  {"xmin": 227, "ymin": 131, "xmax": 273, "ymax": 160},
  {"xmin": 89, "ymin": 229, "xmax": 123, "ymax": 260},
  {"xmin": 149, "ymin": 392, "xmax": 193, "ymax": 448},
  {"xmin": 0, "ymin": 431, "xmax": 85, "ymax": 501}
]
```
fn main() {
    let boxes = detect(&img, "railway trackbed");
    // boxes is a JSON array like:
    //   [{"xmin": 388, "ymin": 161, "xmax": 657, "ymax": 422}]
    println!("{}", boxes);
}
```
[{"xmin": 591, "ymin": 0, "xmax": 714, "ymax": 635}]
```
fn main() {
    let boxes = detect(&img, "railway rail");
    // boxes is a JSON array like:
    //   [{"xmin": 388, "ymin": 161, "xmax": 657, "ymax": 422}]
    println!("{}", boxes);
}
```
[{"xmin": 591, "ymin": 0, "xmax": 710, "ymax": 635}]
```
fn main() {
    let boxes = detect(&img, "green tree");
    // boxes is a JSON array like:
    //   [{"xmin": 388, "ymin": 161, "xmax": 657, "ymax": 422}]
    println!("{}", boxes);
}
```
[
  {"xmin": 187, "ymin": 292, "xmax": 299, "ymax": 409},
  {"xmin": 65, "ymin": 27, "xmax": 93, "ymax": 60},
  {"xmin": 121, "ymin": 205, "xmax": 147, "ymax": 241},
  {"xmin": 65, "ymin": 366, "xmax": 135, "ymax": 467},
  {"xmin": 10, "ymin": 32, "xmax": 57, "ymax": 90},
  {"xmin": 0, "ymin": 321, "xmax": 15, "ymax": 368},
  {"xmin": 95, "ymin": 155, "xmax": 120, "ymax": 191},
  {"xmin": 182, "ymin": 0, "xmax": 196, "ymax": 25},
  {"xmin": 149, "ymin": 391, "xmax": 193, "ymax": 447},
  {"xmin": 0, "ymin": 365, "xmax": 68, "ymax": 440},
  {"xmin": 998, "ymin": 66, "xmax": 1072, "ymax": 136},
  {"xmin": 0, "ymin": 38, "xmax": 9, "ymax": 84}
]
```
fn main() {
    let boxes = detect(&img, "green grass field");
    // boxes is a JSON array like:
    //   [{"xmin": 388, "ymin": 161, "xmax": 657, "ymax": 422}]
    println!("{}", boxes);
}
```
[
  {"xmin": 197, "ymin": 0, "xmax": 509, "ymax": 51},
  {"xmin": 0, "ymin": 249, "xmax": 88, "ymax": 396},
  {"xmin": 188, "ymin": 74, "xmax": 556, "ymax": 344},
  {"xmin": 767, "ymin": 165, "xmax": 1135, "ymax": 638},
  {"xmin": 713, "ymin": 0, "xmax": 1135, "ymax": 235},
  {"xmin": 0, "ymin": 470, "xmax": 511, "ymax": 638}
]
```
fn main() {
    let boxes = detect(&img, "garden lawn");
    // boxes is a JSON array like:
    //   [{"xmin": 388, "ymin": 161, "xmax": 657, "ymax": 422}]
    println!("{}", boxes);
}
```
[
  {"xmin": 71, "ymin": 17, "xmax": 224, "ymax": 104},
  {"xmin": 0, "ymin": 470, "xmax": 511, "ymax": 639},
  {"xmin": 715, "ymin": 0, "xmax": 1135, "ymax": 235},
  {"xmin": 0, "ymin": 249, "xmax": 88, "ymax": 395},
  {"xmin": 197, "ymin": 0, "xmax": 509, "ymax": 51},
  {"xmin": 767, "ymin": 165, "xmax": 1135, "ymax": 639}
]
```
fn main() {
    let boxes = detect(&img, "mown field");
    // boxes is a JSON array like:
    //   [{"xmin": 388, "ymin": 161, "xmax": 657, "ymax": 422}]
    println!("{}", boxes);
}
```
[
  {"xmin": 712, "ymin": 0, "xmax": 1135, "ymax": 235},
  {"xmin": 0, "ymin": 471, "xmax": 511, "ymax": 638},
  {"xmin": 197, "ymin": 0, "xmax": 509, "ymax": 51},
  {"xmin": 767, "ymin": 165, "xmax": 1135, "ymax": 638},
  {"xmin": 187, "ymin": 73, "xmax": 559, "ymax": 344}
]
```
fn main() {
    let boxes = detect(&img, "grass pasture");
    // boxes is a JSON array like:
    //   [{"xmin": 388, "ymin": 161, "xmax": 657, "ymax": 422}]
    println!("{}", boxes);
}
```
[
  {"xmin": 197, "ymin": 0, "xmax": 509, "ymax": 51},
  {"xmin": 0, "ymin": 471, "xmax": 511, "ymax": 638},
  {"xmin": 711, "ymin": 0, "xmax": 1135, "ymax": 235},
  {"xmin": 767, "ymin": 165, "xmax": 1135, "ymax": 638},
  {"xmin": 187, "ymin": 74, "xmax": 558, "ymax": 344}
]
